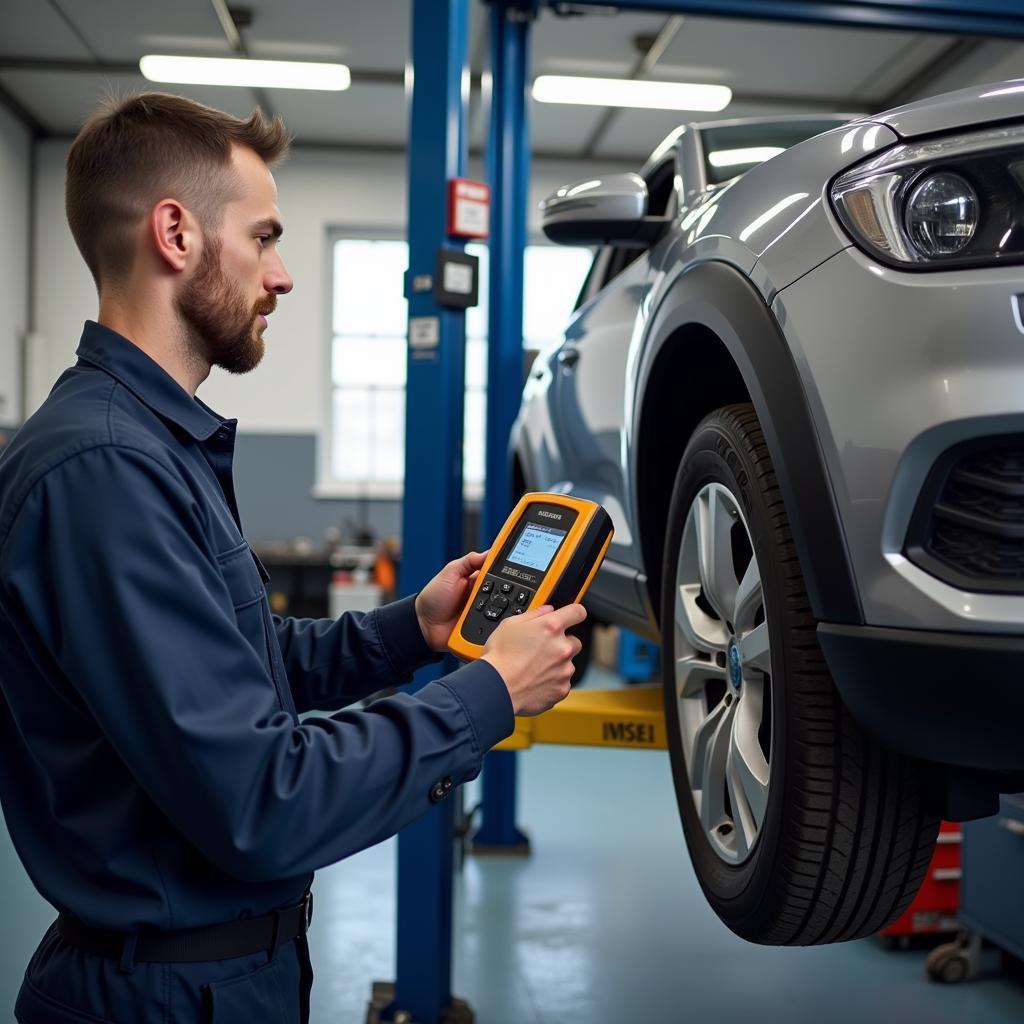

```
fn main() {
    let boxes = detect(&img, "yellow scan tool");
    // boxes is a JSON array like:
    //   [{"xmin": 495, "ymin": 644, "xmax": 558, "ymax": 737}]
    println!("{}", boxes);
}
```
[{"xmin": 448, "ymin": 493, "xmax": 613, "ymax": 661}]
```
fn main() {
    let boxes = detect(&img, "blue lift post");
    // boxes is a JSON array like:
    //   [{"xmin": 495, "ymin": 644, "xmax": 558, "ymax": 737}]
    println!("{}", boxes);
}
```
[
  {"xmin": 472, "ymin": 0, "xmax": 535, "ymax": 855},
  {"xmin": 378, "ymin": 1, "xmax": 472, "ymax": 1022}
]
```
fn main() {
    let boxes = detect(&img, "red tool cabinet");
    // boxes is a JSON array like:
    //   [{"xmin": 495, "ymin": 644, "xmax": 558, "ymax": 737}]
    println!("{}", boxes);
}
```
[{"xmin": 880, "ymin": 821, "xmax": 961, "ymax": 943}]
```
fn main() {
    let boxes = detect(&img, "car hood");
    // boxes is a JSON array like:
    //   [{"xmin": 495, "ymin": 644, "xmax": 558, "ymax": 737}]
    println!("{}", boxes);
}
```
[{"xmin": 870, "ymin": 78, "xmax": 1024, "ymax": 138}]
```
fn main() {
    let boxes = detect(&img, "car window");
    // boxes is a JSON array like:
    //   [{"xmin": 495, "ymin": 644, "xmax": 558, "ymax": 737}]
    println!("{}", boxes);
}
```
[
  {"xmin": 597, "ymin": 158, "xmax": 676, "ymax": 291},
  {"xmin": 573, "ymin": 246, "xmax": 611, "ymax": 312},
  {"xmin": 700, "ymin": 118, "xmax": 849, "ymax": 185}
]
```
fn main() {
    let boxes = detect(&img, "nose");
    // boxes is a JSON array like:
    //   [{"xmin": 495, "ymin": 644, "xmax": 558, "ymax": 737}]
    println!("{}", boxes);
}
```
[{"xmin": 264, "ymin": 250, "xmax": 293, "ymax": 295}]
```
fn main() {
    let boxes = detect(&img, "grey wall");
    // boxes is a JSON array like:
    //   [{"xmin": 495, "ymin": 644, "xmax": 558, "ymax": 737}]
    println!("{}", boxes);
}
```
[
  {"xmin": 0, "ymin": 101, "xmax": 32, "ymax": 426},
  {"xmin": 233, "ymin": 432, "xmax": 403, "ymax": 547}
]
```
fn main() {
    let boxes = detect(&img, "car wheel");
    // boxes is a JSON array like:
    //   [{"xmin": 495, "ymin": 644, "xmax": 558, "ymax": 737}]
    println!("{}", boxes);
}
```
[{"xmin": 660, "ymin": 403, "xmax": 939, "ymax": 944}]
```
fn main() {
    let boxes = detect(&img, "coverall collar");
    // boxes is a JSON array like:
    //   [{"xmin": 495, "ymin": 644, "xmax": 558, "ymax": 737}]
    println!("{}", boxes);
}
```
[{"xmin": 75, "ymin": 320, "xmax": 233, "ymax": 442}]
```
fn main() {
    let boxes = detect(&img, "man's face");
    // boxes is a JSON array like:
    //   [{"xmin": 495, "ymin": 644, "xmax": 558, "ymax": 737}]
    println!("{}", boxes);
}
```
[{"xmin": 176, "ymin": 145, "xmax": 293, "ymax": 374}]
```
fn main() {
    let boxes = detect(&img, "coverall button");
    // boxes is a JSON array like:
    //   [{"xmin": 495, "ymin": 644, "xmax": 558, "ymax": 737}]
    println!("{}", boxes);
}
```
[{"xmin": 429, "ymin": 782, "xmax": 447, "ymax": 804}]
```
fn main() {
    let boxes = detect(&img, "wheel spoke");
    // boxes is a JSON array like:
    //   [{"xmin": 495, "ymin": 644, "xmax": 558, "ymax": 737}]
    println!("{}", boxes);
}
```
[
  {"xmin": 691, "ymin": 698, "xmax": 735, "ymax": 835},
  {"xmin": 674, "ymin": 653, "xmax": 727, "ymax": 700},
  {"xmin": 697, "ymin": 486, "xmax": 739, "ymax": 624},
  {"xmin": 727, "ymin": 703, "xmax": 770, "ymax": 855},
  {"xmin": 675, "ymin": 582, "xmax": 729, "ymax": 656},
  {"xmin": 738, "ymin": 621, "xmax": 771, "ymax": 675},
  {"xmin": 733, "ymin": 556, "xmax": 763, "ymax": 634}
]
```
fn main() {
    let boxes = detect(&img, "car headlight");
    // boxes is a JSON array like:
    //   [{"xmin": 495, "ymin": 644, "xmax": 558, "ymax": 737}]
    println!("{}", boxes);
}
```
[{"xmin": 830, "ymin": 124, "xmax": 1024, "ymax": 268}]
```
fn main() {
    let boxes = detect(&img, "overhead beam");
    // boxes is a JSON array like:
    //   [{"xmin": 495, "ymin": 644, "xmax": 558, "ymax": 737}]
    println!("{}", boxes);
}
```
[
  {"xmin": 580, "ymin": 14, "xmax": 684, "ymax": 158},
  {"xmin": 207, "ymin": 0, "xmax": 275, "ymax": 118},
  {"xmin": 547, "ymin": 0, "xmax": 1024, "ymax": 38}
]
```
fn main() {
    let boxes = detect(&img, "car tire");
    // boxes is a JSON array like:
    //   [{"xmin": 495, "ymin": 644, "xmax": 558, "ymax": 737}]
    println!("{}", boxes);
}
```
[{"xmin": 660, "ymin": 403, "xmax": 939, "ymax": 944}]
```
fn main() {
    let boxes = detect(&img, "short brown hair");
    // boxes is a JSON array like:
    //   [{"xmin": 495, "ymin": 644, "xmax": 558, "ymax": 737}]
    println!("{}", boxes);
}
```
[{"xmin": 66, "ymin": 92, "xmax": 291, "ymax": 291}]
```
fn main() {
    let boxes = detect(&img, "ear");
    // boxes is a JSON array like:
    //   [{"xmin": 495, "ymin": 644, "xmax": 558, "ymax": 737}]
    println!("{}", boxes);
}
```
[{"xmin": 149, "ymin": 199, "xmax": 195, "ymax": 273}]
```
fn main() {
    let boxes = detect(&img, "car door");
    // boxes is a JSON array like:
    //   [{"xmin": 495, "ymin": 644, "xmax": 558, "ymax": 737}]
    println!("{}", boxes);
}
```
[{"xmin": 551, "ymin": 157, "xmax": 678, "ymax": 573}]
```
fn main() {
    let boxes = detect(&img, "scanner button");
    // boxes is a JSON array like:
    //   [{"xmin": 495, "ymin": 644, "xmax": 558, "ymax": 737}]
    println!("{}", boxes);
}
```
[
  {"xmin": 512, "ymin": 607, "xmax": 525, "ymax": 615},
  {"xmin": 490, "ymin": 595, "xmax": 509, "ymax": 610},
  {"xmin": 515, "ymin": 590, "xmax": 529, "ymax": 605},
  {"xmin": 484, "ymin": 608, "xmax": 502, "ymax": 621},
  {"xmin": 480, "ymin": 580, "xmax": 493, "ymax": 594},
  {"xmin": 474, "ymin": 597, "xmax": 488, "ymax": 612},
  {"xmin": 500, "ymin": 582, "xmax": 513, "ymax": 594}
]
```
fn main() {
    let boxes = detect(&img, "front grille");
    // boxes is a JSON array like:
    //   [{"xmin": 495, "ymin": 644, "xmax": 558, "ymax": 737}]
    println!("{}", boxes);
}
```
[{"xmin": 906, "ymin": 440, "xmax": 1024, "ymax": 593}]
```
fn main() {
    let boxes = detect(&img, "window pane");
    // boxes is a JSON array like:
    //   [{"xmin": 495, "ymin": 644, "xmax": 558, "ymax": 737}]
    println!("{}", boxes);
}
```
[
  {"xmin": 371, "ymin": 390, "xmax": 405, "ymax": 482},
  {"xmin": 523, "ymin": 245, "xmax": 593, "ymax": 349},
  {"xmin": 332, "ymin": 336, "xmax": 407, "ymax": 388},
  {"xmin": 464, "ymin": 388, "xmax": 486, "ymax": 487},
  {"xmin": 332, "ymin": 390, "xmax": 372, "ymax": 480},
  {"xmin": 333, "ymin": 239, "xmax": 409, "ymax": 337},
  {"xmin": 465, "ymin": 336, "xmax": 487, "ymax": 390}
]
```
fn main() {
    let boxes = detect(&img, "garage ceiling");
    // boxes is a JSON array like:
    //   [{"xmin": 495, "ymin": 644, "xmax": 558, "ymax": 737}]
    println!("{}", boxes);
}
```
[{"xmin": 1, "ymin": 0, "xmax": 1022, "ymax": 163}]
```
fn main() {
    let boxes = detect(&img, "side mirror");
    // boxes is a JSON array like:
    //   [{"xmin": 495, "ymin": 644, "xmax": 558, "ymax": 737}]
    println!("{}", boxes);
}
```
[{"xmin": 540, "ymin": 173, "xmax": 668, "ymax": 248}]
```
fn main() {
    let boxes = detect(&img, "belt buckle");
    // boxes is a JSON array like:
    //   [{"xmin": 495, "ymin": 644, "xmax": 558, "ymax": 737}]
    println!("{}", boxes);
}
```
[{"xmin": 301, "ymin": 891, "xmax": 313, "ymax": 933}]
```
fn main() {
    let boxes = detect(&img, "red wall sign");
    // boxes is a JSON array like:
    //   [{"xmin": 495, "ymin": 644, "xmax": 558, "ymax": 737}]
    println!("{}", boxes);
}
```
[{"xmin": 447, "ymin": 178, "xmax": 490, "ymax": 239}]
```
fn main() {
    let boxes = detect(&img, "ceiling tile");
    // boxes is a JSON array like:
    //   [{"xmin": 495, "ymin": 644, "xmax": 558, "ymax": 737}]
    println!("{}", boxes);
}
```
[
  {"xmin": 268, "ymin": 82, "xmax": 406, "ymax": 147},
  {"xmin": 0, "ymin": 0, "xmax": 95, "ymax": 60},
  {"xmin": 658, "ymin": 15, "xmax": 955, "ymax": 106},
  {"xmin": 531, "ymin": 7, "xmax": 669, "ymax": 78},
  {"xmin": 0, "ymin": 70, "xmax": 261, "ymax": 136}
]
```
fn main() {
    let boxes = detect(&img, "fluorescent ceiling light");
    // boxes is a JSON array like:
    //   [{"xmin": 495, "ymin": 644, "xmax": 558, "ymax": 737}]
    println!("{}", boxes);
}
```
[
  {"xmin": 533, "ymin": 75, "xmax": 730, "ymax": 112},
  {"xmin": 140, "ymin": 55, "xmax": 351, "ymax": 91},
  {"xmin": 709, "ymin": 146, "xmax": 785, "ymax": 168}
]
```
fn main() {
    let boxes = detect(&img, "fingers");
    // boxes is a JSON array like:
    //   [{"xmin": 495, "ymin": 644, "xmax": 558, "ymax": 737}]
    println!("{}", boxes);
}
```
[
  {"xmin": 453, "ymin": 550, "xmax": 488, "ymax": 575},
  {"xmin": 517, "ymin": 603, "xmax": 554, "ymax": 622},
  {"xmin": 545, "ymin": 603, "xmax": 588, "ymax": 631}
]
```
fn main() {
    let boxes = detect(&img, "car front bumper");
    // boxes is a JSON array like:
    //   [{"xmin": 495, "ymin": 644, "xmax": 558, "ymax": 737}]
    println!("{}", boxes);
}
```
[
  {"xmin": 773, "ymin": 245, "xmax": 1024, "ymax": 636},
  {"xmin": 818, "ymin": 622, "xmax": 1024, "ymax": 771}
]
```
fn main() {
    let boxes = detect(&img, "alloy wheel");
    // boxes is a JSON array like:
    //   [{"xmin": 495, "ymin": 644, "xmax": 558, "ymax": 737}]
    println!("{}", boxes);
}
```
[{"xmin": 671, "ymin": 482, "xmax": 773, "ymax": 864}]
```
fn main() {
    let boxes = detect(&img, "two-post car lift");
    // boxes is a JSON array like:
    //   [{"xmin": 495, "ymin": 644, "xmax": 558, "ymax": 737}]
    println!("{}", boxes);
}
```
[{"xmin": 376, "ymin": 2, "xmax": 1024, "ymax": 1021}]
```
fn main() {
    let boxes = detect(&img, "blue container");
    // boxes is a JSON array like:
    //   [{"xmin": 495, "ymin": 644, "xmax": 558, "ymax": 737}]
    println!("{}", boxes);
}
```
[{"xmin": 617, "ymin": 629, "xmax": 661, "ymax": 682}]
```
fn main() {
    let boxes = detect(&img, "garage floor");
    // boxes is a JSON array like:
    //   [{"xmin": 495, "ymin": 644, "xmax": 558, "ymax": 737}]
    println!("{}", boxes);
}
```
[{"xmin": 3, "ymin": 669, "xmax": 1023, "ymax": 1023}]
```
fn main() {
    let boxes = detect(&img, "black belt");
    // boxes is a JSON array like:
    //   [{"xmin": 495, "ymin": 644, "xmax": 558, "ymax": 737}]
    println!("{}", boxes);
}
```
[{"xmin": 56, "ymin": 892, "xmax": 313, "ymax": 964}]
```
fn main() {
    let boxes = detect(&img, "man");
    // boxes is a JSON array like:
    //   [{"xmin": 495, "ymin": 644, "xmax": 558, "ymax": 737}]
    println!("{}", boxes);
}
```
[{"xmin": 0, "ymin": 93, "xmax": 585, "ymax": 1022}]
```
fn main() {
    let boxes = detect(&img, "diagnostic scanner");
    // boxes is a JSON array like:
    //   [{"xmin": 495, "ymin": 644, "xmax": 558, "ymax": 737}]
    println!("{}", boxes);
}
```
[{"xmin": 448, "ymin": 493, "xmax": 613, "ymax": 661}]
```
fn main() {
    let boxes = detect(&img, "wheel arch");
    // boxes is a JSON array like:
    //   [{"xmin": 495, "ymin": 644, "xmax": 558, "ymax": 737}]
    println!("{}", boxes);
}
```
[{"xmin": 633, "ymin": 260, "xmax": 862, "ymax": 627}]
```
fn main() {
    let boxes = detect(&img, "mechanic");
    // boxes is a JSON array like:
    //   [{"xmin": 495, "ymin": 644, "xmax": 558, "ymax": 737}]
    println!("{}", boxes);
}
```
[{"xmin": 0, "ymin": 92, "xmax": 585, "ymax": 1023}]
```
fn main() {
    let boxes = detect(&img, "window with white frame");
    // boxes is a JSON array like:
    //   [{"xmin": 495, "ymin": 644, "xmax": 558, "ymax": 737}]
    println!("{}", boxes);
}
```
[{"xmin": 324, "ymin": 235, "xmax": 592, "ymax": 497}]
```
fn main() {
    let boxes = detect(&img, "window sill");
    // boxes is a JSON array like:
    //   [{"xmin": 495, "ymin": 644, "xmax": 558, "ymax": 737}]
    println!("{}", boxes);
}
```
[
  {"xmin": 312, "ymin": 482, "xmax": 404, "ymax": 500},
  {"xmin": 312, "ymin": 482, "xmax": 485, "ymax": 502}
]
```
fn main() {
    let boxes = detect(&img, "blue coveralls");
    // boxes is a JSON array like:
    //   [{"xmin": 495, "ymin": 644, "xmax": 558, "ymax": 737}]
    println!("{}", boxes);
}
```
[{"xmin": 0, "ymin": 321, "xmax": 514, "ymax": 1022}]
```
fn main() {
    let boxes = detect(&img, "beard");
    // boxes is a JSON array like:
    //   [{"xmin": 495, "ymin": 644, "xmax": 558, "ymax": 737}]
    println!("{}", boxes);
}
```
[{"xmin": 175, "ymin": 235, "xmax": 276, "ymax": 375}]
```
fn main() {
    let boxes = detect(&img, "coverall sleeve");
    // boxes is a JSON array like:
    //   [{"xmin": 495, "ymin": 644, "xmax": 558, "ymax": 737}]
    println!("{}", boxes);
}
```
[
  {"xmin": 4, "ymin": 445, "xmax": 514, "ymax": 882},
  {"xmin": 272, "ymin": 597, "xmax": 442, "ymax": 713}
]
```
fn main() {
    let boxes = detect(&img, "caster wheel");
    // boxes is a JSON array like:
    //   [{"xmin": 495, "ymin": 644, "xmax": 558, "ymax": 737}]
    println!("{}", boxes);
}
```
[{"xmin": 927, "ymin": 944, "xmax": 968, "ymax": 983}]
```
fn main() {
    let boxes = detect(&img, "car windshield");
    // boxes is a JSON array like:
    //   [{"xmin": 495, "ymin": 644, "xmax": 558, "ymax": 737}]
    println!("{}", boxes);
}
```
[{"xmin": 700, "ymin": 118, "xmax": 852, "ymax": 185}]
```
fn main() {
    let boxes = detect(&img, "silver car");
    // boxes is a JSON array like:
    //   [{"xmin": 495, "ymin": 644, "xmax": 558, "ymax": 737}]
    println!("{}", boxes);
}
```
[{"xmin": 512, "ymin": 80, "xmax": 1024, "ymax": 945}]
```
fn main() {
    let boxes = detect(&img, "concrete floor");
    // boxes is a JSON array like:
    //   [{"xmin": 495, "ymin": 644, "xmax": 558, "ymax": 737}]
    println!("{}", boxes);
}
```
[{"xmin": 3, "ymin": 669, "xmax": 1024, "ymax": 1023}]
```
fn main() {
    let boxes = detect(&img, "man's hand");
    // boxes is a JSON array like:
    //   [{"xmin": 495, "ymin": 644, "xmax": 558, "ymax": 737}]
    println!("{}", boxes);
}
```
[
  {"xmin": 415, "ymin": 550, "xmax": 488, "ymax": 652},
  {"xmin": 481, "ymin": 604, "xmax": 587, "ymax": 716}
]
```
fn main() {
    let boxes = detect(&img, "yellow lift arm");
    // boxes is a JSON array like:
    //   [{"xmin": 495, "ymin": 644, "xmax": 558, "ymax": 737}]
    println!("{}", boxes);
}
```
[{"xmin": 495, "ymin": 685, "xmax": 667, "ymax": 751}]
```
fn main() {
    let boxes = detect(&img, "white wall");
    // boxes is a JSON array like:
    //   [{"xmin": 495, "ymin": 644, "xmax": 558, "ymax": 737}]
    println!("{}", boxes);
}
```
[
  {"xmin": 0, "ymin": 104, "xmax": 31, "ymax": 426},
  {"xmin": 31, "ymin": 142, "xmax": 619, "ymax": 433}
]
